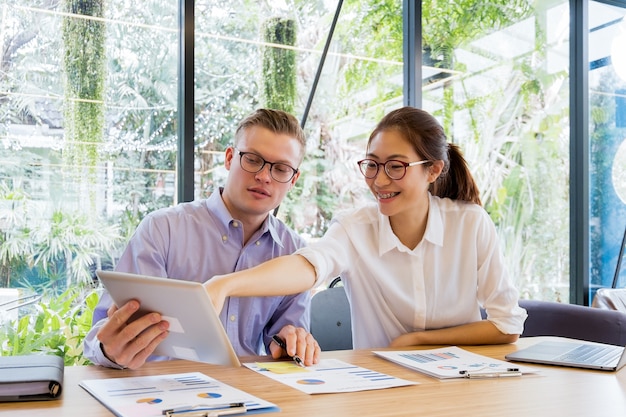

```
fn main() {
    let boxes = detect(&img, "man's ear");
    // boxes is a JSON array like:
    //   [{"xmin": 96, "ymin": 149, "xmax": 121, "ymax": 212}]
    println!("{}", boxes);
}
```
[
  {"xmin": 289, "ymin": 171, "xmax": 301, "ymax": 188},
  {"xmin": 224, "ymin": 147, "xmax": 235, "ymax": 170}
]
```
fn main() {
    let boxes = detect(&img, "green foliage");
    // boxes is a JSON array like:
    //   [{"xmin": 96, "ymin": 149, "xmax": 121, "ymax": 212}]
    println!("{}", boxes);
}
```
[
  {"xmin": 0, "ymin": 181, "xmax": 122, "ymax": 290},
  {"xmin": 262, "ymin": 17, "xmax": 297, "ymax": 113},
  {"xmin": 423, "ymin": 1, "xmax": 570, "ymax": 300},
  {"xmin": 62, "ymin": 0, "xmax": 107, "ymax": 208},
  {"xmin": 338, "ymin": 0, "xmax": 404, "ymax": 106},
  {"xmin": 0, "ymin": 288, "xmax": 99, "ymax": 366},
  {"xmin": 422, "ymin": 0, "xmax": 533, "ymax": 62}
]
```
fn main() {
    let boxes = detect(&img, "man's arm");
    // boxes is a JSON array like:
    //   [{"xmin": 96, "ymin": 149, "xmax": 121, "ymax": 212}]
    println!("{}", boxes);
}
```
[{"xmin": 84, "ymin": 216, "xmax": 171, "ymax": 369}]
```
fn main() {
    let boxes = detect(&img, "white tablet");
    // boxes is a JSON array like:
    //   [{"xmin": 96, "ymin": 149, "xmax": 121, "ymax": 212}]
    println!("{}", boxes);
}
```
[{"xmin": 95, "ymin": 270, "xmax": 241, "ymax": 367}]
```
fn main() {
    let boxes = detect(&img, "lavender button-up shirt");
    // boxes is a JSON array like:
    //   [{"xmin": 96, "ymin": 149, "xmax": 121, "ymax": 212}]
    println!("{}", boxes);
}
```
[{"xmin": 83, "ymin": 189, "xmax": 309, "ymax": 368}]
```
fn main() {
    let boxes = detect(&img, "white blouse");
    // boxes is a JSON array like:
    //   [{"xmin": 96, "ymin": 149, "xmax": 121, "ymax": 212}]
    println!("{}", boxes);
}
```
[{"xmin": 296, "ymin": 193, "xmax": 527, "ymax": 349}]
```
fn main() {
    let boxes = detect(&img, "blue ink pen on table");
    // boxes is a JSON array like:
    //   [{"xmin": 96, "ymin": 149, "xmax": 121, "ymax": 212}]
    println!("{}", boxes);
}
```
[{"xmin": 271, "ymin": 334, "xmax": 305, "ymax": 368}]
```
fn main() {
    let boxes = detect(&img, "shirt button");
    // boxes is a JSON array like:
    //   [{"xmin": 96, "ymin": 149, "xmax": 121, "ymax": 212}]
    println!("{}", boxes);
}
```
[
  {"xmin": 229, "ymin": 315, "xmax": 236, "ymax": 322},
  {"xmin": 222, "ymin": 235, "xmax": 228, "ymax": 242},
  {"xmin": 255, "ymin": 241, "xmax": 260, "ymax": 246},
  {"xmin": 232, "ymin": 221, "xmax": 239, "ymax": 228}
]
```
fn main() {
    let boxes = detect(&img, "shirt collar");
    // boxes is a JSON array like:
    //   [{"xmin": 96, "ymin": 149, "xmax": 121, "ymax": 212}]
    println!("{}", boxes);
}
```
[
  {"xmin": 205, "ymin": 188, "xmax": 284, "ymax": 247},
  {"xmin": 377, "ymin": 192, "xmax": 444, "ymax": 255},
  {"xmin": 424, "ymin": 193, "xmax": 444, "ymax": 247}
]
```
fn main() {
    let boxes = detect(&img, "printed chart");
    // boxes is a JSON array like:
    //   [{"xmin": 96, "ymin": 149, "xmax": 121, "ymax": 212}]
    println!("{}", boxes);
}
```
[
  {"xmin": 374, "ymin": 347, "xmax": 537, "ymax": 379},
  {"xmin": 244, "ymin": 359, "xmax": 416, "ymax": 394},
  {"xmin": 80, "ymin": 372, "xmax": 277, "ymax": 417}
]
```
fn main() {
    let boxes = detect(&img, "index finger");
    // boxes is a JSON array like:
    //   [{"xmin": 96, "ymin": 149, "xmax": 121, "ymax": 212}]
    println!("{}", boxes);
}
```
[{"xmin": 106, "ymin": 299, "xmax": 140, "ymax": 327}]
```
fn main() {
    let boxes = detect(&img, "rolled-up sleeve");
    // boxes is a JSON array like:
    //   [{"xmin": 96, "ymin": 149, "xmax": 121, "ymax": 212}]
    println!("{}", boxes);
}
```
[{"xmin": 294, "ymin": 222, "xmax": 352, "ymax": 289}]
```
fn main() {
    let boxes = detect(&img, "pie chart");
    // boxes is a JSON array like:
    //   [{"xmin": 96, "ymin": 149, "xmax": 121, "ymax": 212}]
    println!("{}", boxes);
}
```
[{"xmin": 296, "ymin": 379, "xmax": 325, "ymax": 385}]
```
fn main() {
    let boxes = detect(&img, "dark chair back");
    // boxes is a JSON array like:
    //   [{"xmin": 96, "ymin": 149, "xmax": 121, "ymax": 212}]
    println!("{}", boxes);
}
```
[
  {"xmin": 310, "ymin": 284, "xmax": 353, "ymax": 351},
  {"xmin": 518, "ymin": 299, "xmax": 626, "ymax": 346}
]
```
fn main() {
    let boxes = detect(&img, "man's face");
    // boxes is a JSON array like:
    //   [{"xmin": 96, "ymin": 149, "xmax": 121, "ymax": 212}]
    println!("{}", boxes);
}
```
[{"xmin": 221, "ymin": 125, "xmax": 302, "ymax": 222}]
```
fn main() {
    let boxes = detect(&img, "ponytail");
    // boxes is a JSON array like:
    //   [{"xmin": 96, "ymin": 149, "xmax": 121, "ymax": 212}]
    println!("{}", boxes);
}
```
[{"xmin": 430, "ymin": 143, "xmax": 482, "ymax": 206}]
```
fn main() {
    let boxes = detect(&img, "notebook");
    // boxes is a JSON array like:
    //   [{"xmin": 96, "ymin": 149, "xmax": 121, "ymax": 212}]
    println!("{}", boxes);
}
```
[
  {"xmin": 96, "ymin": 270, "xmax": 241, "ymax": 367},
  {"xmin": 0, "ymin": 354, "xmax": 64, "ymax": 402},
  {"xmin": 505, "ymin": 339, "xmax": 626, "ymax": 371}
]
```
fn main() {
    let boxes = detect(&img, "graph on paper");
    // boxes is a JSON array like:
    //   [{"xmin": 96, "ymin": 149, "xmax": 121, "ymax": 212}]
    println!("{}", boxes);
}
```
[
  {"xmin": 244, "ymin": 358, "xmax": 416, "ymax": 394},
  {"xmin": 373, "ymin": 346, "xmax": 535, "ymax": 379}
]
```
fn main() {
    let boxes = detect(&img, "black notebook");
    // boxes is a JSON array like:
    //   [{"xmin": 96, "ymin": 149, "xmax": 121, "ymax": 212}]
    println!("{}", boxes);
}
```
[{"xmin": 0, "ymin": 354, "xmax": 64, "ymax": 401}]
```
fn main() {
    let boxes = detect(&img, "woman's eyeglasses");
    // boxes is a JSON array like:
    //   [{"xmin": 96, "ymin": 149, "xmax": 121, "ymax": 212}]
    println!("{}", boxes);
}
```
[{"xmin": 357, "ymin": 159, "xmax": 430, "ymax": 180}]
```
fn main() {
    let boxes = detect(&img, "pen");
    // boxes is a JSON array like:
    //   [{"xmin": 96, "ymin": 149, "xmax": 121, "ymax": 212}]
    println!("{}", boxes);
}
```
[
  {"xmin": 271, "ymin": 334, "xmax": 305, "ymax": 368},
  {"xmin": 459, "ymin": 368, "xmax": 522, "ymax": 379},
  {"xmin": 162, "ymin": 402, "xmax": 246, "ymax": 416}
]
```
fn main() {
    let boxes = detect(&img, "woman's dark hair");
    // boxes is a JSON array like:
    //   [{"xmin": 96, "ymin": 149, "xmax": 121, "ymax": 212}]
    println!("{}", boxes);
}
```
[{"xmin": 368, "ymin": 106, "xmax": 482, "ymax": 205}]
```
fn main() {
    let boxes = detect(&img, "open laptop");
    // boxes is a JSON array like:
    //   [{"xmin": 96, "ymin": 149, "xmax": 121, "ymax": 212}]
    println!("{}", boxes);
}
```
[
  {"xmin": 96, "ymin": 270, "xmax": 241, "ymax": 367},
  {"xmin": 505, "ymin": 339, "xmax": 626, "ymax": 371}
]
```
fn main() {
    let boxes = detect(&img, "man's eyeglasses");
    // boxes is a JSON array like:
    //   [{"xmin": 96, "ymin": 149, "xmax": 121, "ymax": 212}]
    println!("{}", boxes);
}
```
[
  {"xmin": 237, "ymin": 149, "xmax": 298, "ymax": 183},
  {"xmin": 357, "ymin": 158, "xmax": 430, "ymax": 180}
]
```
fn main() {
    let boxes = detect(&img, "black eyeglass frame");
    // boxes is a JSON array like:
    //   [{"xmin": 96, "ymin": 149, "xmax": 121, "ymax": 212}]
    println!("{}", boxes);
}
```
[
  {"xmin": 236, "ymin": 149, "xmax": 299, "ymax": 183},
  {"xmin": 357, "ymin": 158, "xmax": 431, "ymax": 180}
]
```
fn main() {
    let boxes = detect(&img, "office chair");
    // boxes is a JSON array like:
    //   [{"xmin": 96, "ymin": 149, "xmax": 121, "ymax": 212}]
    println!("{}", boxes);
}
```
[
  {"xmin": 310, "ymin": 278, "xmax": 353, "ymax": 351},
  {"xmin": 518, "ymin": 299, "xmax": 626, "ymax": 346},
  {"xmin": 592, "ymin": 288, "xmax": 626, "ymax": 313}
]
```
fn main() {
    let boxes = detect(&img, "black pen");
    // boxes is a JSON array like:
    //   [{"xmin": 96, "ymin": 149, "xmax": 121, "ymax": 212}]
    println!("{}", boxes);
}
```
[{"xmin": 271, "ymin": 334, "xmax": 305, "ymax": 368}]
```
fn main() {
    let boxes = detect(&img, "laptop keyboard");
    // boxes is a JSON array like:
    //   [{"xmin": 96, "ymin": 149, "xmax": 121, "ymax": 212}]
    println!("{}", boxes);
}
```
[{"xmin": 555, "ymin": 344, "xmax": 623, "ymax": 365}]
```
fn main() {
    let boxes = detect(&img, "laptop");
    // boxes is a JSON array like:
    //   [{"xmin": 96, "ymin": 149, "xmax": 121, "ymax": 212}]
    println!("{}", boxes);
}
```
[
  {"xmin": 505, "ymin": 339, "xmax": 626, "ymax": 371},
  {"xmin": 95, "ymin": 270, "xmax": 241, "ymax": 367}
]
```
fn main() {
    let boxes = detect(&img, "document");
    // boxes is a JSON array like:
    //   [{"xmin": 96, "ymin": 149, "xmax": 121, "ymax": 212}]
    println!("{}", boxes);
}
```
[
  {"xmin": 80, "ymin": 372, "xmax": 278, "ymax": 417},
  {"xmin": 243, "ymin": 358, "xmax": 416, "ymax": 394},
  {"xmin": 373, "ymin": 346, "xmax": 537, "ymax": 379}
]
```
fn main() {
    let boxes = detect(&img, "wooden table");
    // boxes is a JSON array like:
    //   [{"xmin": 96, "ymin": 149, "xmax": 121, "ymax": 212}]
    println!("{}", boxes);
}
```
[{"xmin": 2, "ymin": 337, "xmax": 625, "ymax": 417}]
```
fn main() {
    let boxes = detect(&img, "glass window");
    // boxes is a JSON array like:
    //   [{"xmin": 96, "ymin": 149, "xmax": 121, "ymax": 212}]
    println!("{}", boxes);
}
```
[
  {"xmin": 0, "ymin": 1, "xmax": 403, "ymax": 295},
  {"xmin": 589, "ymin": 1, "xmax": 626, "ymax": 293},
  {"xmin": 422, "ymin": 0, "xmax": 571, "ymax": 301},
  {"xmin": 192, "ymin": 1, "xmax": 403, "ymax": 238},
  {"xmin": 0, "ymin": 1, "xmax": 178, "ymax": 291}
]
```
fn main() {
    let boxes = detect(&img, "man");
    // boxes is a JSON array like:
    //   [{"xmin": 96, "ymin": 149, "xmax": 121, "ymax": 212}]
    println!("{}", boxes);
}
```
[{"xmin": 84, "ymin": 109, "xmax": 320, "ymax": 369}]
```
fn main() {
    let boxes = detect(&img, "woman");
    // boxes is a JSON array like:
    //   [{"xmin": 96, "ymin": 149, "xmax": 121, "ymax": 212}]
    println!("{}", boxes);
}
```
[{"xmin": 206, "ymin": 106, "xmax": 526, "ymax": 362}]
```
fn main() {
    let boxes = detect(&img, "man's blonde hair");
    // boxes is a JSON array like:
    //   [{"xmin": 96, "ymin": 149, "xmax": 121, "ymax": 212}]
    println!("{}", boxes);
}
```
[{"xmin": 235, "ymin": 108, "xmax": 306, "ymax": 162}]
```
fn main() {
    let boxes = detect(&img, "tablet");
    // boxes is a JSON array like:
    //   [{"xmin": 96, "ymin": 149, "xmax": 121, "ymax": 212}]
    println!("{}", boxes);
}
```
[{"xmin": 95, "ymin": 270, "xmax": 241, "ymax": 367}]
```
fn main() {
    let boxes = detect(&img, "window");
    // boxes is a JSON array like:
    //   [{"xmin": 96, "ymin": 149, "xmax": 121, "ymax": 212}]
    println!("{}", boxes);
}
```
[
  {"xmin": 0, "ymin": 1, "xmax": 178, "ymax": 290},
  {"xmin": 589, "ymin": 1, "xmax": 626, "ymax": 293},
  {"xmin": 421, "ymin": 0, "xmax": 570, "ymax": 301},
  {"xmin": 0, "ymin": 1, "xmax": 403, "ymax": 293},
  {"xmin": 2, "ymin": 0, "xmax": 620, "ymax": 306}
]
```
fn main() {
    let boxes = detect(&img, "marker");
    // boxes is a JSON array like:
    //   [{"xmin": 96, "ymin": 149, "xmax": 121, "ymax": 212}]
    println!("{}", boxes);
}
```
[{"xmin": 271, "ymin": 334, "xmax": 305, "ymax": 368}]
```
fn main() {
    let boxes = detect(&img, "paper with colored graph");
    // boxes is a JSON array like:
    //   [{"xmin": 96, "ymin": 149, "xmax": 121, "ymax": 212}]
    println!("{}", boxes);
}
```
[
  {"xmin": 243, "ymin": 359, "xmax": 416, "ymax": 394},
  {"xmin": 79, "ymin": 372, "xmax": 278, "ymax": 417},
  {"xmin": 373, "ymin": 346, "xmax": 536, "ymax": 379}
]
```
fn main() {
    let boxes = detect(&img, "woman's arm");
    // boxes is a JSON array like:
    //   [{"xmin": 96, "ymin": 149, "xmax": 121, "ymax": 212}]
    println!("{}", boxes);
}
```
[
  {"xmin": 204, "ymin": 254, "xmax": 316, "ymax": 313},
  {"xmin": 389, "ymin": 320, "xmax": 519, "ymax": 347}
]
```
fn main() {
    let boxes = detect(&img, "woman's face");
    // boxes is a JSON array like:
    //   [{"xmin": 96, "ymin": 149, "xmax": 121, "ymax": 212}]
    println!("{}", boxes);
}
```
[{"xmin": 365, "ymin": 130, "xmax": 439, "ymax": 218}]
